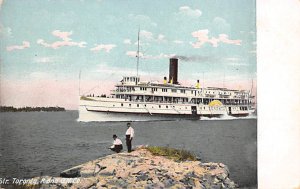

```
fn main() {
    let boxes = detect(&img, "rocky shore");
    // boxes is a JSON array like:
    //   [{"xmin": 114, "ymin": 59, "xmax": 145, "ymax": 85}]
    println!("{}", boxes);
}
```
[{"xmin": 29, "ymin": 147, "xmax": 238, "ymax": 189}]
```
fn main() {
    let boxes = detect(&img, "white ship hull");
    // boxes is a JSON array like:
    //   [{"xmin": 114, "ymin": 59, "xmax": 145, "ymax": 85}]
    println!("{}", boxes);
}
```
[
  {"xmin": 78, "ymin": 97, "xmax": 251, "ymax": 122},
  {"xmin": 78, "ymin": 105, "xmax": 200, "ymax": 122}
]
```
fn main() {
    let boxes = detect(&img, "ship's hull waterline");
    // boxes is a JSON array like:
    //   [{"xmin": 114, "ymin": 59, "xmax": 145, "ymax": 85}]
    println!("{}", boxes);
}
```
[
  {"xmin": 78, "ymin": 106, "xmax": 200, "ymax": 122},
  {"xmin": 78, "ymin": 98, "xmax": 251, "ymax": 122},
  {"xmin": 78, "ymin": 106, "xmax": 249, "ymax": 122}
]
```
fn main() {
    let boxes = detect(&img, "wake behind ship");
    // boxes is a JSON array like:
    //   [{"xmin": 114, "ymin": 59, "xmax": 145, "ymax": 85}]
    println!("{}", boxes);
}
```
[{"xmin": 78, "ymin": 58, "xmax": 255, "ymax": 122}]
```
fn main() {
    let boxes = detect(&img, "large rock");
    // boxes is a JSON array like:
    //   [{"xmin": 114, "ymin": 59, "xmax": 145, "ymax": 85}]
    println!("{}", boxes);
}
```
[
  {"xmin": 32, "ymin": 147, "xmax": 238, "ymax": 188},
  {"xmin": 60, "ymin": 166, "xmax": 81, "ymax": 178}
]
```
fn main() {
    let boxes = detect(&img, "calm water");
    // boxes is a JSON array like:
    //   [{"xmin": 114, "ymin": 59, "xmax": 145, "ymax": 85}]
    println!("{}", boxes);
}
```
[{"xmin": 0, "ymin": 111, "xmax": 257, "ymax": 187}]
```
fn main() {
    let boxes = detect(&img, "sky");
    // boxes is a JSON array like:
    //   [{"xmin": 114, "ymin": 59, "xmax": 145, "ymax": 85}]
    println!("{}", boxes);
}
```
[{"xmin": 0, "ymin": 0, "xmax": 256, "ymax": 109}]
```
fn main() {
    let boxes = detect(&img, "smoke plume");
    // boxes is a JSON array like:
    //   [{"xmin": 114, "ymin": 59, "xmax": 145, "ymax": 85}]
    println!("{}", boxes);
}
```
[{"xmin": 173, "ymin": 55, "xmax": 219, "ymax": 63}]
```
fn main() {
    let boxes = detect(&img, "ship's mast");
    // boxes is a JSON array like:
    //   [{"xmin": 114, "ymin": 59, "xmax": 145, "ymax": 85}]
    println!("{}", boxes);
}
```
[
  {"xmin": 79, "ymin": 70, "xmax": 81, "ymax": 96},
  {"xmin": 248, "ymin": 78, "xmax": 253, "ymax": 106},
  {"xmin": 250, "ymin": 78, "xmax": 253, "ymax": 97},
  {"xmin": 136, "ymin": 28, "xmax": 140, "ymax": 77}
]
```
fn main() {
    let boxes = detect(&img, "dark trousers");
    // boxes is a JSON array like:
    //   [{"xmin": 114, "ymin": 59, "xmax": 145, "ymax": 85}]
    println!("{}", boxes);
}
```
[
  {"xmin": 126, "ymin": 135, "xmax": 132, "ymax": 152},
  {"xmin": 110, "ymin": 144, "xmax": 123, "ymax": 153}
]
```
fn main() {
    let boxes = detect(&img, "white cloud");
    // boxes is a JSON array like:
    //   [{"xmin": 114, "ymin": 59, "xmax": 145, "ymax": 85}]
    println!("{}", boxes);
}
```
[
  {"xmin": 6, "ymin": 41, "xmax": 30, "ymax": 51},
  {"xmin": 128, "ymin": 14, "xmax": 157, "ymax": 27},
  {"xmin": 0, "ymin": 24, "xmax": 12, "ymax": 38},
  {"xmin": 125, "ymin": 31, "xmax": 166, "ymax": 45},
  {"xmin": 33, "ymin": 56, "xmax": 62, "ymax": 63},
  {"xmin": 140, "ymin": 30, "xmax": 153, "ymax": 40},
  {"xmin": 52, "ymin": 30, "xmax": 72, "ymax": 41},
  {"xmin": 90, "ymin": 44, "xmax": 116, "ymax": 53},
  {"xmin": 126, "ymin": 51, "xmax": 175, "ymax": 60},
  {"xmin": 123, "ymin": 39, "xmax": 131, "ymax": 44},
  {"xmin": 213, "ymin": 17, "xmax": 231, "ymax": 32},
  {"xmin": 157, "ymin": 34, "xmax": 166, "ymax": 42},
  {"xmin": 173, "ymin": 40, "xmax": 184, "ymax": 44},
  {"xmin": 133, "ymin": 40, "xmax": 150, "ymax": 47},
  {"xmin": 178, "ymin": 6, "xmax": 202, "ymax": 18},
  {"xmin": 37, "ymin": 30, "xmax": 87, "ymax": 49},
  {"xmin": 218, "ymin": 34, "xmax": 242, "ymax": 45},
  {"xmin": 126, "ymin": 51, "xmax": 144, "ymax": 58},
  {"xmin": 223, "ymin": 57, "xmax": 249, "ymax": 66},
  {"xmin": 158, "ymin": 34, "xmax": 164, "ymax": 40},
  {"xmin": 142, "ymin": 53, "xmax": 176, "ymax": 60},
  {"xmin": 190, "ymin": 29, "xmax": 213, "ymax": 48},
  {"xmin": 126, "ymin": 51, "xmax": 137, "ymax": 57},
  {"xmin": 137, "ymin": 30, "xmax": 167, "ymax": 43},
  {"xmin": 191, "ymin": 29, "xmax": 242, "ymax": 48}
]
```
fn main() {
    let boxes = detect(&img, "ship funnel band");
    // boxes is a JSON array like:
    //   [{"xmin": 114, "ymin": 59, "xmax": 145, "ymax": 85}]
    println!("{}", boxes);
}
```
[{"xmin": 169, "ymin": 58, "xmax": 178, "ymax": 84}]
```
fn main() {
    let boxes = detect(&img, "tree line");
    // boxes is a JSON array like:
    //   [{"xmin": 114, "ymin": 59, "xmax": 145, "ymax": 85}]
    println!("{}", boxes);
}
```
[{"xmin": 0, "ymin": 106, "xmax": 66, "ymax": 112}]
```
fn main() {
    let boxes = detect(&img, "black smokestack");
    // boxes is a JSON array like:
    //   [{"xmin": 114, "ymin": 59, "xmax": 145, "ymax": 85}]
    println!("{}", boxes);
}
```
[{"xmin": 169, "ymin": 58, "xmax": 178, "ymax": 84}]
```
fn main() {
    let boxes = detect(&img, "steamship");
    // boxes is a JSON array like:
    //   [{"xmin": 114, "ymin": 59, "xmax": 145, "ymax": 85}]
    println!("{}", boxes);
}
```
[{"xmin": 78, "ymin": 57, "xmax": 255, "ymax": 122}]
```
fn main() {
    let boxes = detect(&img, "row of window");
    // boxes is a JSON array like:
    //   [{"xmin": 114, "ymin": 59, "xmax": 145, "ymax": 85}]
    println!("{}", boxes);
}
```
[
  {"xmin": 117, "ymin": 87, "xmax": 249, "ymax": 96},
  {"xmin": 116, "ymin": 94, "xmax": 249, "ymax": 103},
  {"xmin": 119, "ymin": 103, "xmax": 189, "ymax": 109},
  {"xmin": 117, "ymin": 103, "xmax": 248, "ymax": 111},
  {"xmin": 123, "ymin": 77, "xmax": 140, "ymax": 82}
]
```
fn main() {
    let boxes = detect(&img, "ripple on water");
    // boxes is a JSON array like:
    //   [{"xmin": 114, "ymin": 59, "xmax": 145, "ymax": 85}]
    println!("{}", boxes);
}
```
[{"xmin": 0, "ymin": 111, "xmax": 257, "ymax": 187}]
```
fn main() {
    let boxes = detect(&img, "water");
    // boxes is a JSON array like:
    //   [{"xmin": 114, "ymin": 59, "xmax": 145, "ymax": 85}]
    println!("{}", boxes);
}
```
[{"xmin": 0, "ymin": 111, "xmax": 257, "ymax": 187}]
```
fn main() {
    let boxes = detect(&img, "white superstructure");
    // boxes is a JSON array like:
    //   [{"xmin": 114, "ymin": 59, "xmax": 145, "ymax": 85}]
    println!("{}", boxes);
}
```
[{"xmin": 79, "ymin": 58, "xmax": 255, "ymax": 122}]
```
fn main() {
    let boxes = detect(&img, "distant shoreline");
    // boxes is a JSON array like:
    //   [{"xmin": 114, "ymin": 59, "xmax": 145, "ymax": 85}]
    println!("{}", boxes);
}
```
[{"xmin": 0, "ymin": 106, "xmax": 66, "ymax": 112}]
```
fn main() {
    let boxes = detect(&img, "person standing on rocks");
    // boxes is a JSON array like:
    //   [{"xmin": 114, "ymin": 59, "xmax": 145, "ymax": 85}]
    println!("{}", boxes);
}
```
[
  {"xmin": 125, "ymin": 122, "xmax": 134, "ymax": 152},
  {"xmin": 109, "ymin": 134, "xmax": 123, "ymax": 153}
]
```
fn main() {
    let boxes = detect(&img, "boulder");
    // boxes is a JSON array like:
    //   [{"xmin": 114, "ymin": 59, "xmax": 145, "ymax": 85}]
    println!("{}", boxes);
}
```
[
  {"xmin": 31, "ymin": 148, "xmax": 238, "ymax": 189},
  {"xmin": 60, "ymin": 167, "xmax": 81, "ymax": 178},
  {"xmin": 75, "ymin": 178, "xmax": 97, "ymax": 189}
]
